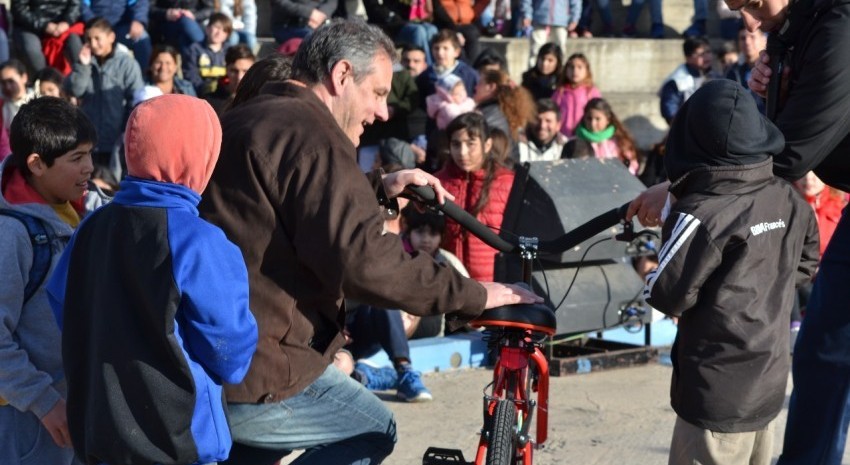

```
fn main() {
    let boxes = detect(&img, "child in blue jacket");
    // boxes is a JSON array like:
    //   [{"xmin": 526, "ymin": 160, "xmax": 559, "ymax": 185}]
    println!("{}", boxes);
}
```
[{"xmin": 48, "ymin": 94, "xmax": 258, "ymax": 465}]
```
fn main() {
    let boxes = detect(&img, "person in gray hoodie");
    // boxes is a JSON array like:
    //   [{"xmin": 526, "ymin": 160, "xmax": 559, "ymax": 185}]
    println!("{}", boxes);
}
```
[
  {"xmin": 65, "ymin": 17, "xmax": 143, "ymax": 178},
  {"xmin": 0, "ymin": 97, "xmax": 107, "ymax": 465}
]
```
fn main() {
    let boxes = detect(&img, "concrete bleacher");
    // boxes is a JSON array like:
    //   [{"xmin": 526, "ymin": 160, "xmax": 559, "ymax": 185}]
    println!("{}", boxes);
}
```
[
  {"xmin": 362, "ymin": 317, "xmax": 678, "ymax": 374},
  {"xmin": 255, "ymin": 0, "xmax": 740, "ymax": 150}
]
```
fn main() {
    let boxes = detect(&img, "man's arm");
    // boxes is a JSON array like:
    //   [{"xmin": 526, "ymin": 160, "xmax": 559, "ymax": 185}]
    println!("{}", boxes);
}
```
[
  {"xmin": 643, "ymin": 211, "xmax": 722, "ymax": 317},
  {"xmin": 767, "ymin": 23, "xmax": 850, "ymax": 181}
]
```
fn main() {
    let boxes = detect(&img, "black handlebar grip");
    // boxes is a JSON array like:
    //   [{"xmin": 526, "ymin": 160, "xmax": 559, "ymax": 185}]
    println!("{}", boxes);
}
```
[
  {"xmin": 404, "ymin": 184, "xmax": 517, "ymax": 253},
  {"xmin": 405, "ymin": 185, "xmax": 631, "ymax": 255}
]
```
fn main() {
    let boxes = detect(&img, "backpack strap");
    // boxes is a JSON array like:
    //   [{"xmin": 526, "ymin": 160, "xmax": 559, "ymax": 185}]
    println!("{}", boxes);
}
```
[{"xmin": 0, "ymin": 210, "xmax": 51, "ymax": 304}]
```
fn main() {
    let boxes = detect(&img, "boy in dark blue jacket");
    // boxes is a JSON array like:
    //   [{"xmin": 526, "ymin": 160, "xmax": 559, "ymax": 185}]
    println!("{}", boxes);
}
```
[{"xmin": 48, "ymin": 94, "xmax": 258, "ymax": 465}]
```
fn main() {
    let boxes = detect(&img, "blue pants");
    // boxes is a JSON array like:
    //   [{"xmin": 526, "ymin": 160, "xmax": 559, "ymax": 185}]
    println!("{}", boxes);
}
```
[
  {"xmin": 0, "ymin": 406, "xmax": 76, "ymax": 465},
  {"xmin": 626, "ymin": 0, "xmax": 663, "ymax": 26},
  {"xmin": 160, "ymin": 16, "xmax": 205, "ymax": 59},
  {"xmin": 779, "ymin": 208, "xmax": 850, "ymax": 465},
  {"xmin": 347, "ymin": 304, "xmax": 410, "ymax": 362},
  {"xmin": 113, "ymin": 19, "xmax": 152, "ymax": 73},
  {"xmin": 227, "ymin": 365, "xmax": 397, "ymax": 465}
]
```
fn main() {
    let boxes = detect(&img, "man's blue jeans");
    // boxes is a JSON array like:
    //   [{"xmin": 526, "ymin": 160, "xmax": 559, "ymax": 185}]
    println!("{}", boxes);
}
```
[
  {"xmin": 227, "ymin": 365, "xmax": 397, "ymax": 465},
  {"xmin": 778, "ymin": 208, "xmax": 850, "ymax": 465}
]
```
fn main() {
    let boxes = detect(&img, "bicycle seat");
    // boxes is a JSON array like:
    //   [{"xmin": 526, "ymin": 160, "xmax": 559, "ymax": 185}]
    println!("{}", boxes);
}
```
[{"xmin": 470, "ymin": 302, "xmax": 557, "ymax": 336}]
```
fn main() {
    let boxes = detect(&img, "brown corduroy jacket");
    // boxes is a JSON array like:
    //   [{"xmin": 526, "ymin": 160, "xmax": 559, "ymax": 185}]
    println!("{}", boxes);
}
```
[{"xmin": 200, "ymin": 81, "xmax": 487, "ymax": 404}]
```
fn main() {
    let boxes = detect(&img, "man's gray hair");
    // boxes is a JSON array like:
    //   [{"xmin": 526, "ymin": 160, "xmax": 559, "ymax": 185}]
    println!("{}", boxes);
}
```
[{"xmin": 291, "ymin": 19, "xmax": 397, "ymax": 85}]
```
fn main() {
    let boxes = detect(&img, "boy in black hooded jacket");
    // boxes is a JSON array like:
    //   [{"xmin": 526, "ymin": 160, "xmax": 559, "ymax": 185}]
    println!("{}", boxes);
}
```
[{"xmin": 643, "ymin": 79, "xmax": 820, "ymax": 465}]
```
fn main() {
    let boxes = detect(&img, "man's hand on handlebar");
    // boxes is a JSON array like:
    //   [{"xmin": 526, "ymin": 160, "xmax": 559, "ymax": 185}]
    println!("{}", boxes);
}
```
[
  {"xmin": 626, "ymin": 181, "xmax": 670, "ymax": 228},
  {"xmin": 481, "ymin": 282, "xmax": 544, "ymax": 309},
  {"xmin": 749, "ymin": 51, "xmax": 792, "ymax": 102},
  {"xmin": 382, "ymin": 169, "xmax": 455, "ymax": 205}
]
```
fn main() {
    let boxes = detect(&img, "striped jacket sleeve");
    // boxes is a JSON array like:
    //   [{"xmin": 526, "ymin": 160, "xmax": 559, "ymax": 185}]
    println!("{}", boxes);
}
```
[{"xmin": 643, "ymin": 211, "xmax": 721, "ymax": 317}]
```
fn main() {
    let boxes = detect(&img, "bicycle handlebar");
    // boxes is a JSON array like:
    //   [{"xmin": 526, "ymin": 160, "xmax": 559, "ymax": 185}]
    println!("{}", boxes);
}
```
[{"xmin": 404, "ymin": 185, "xmax": 631, "ymax": 256}]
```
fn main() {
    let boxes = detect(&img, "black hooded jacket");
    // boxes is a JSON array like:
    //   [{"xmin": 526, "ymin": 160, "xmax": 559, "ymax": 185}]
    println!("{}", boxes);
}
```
[{"xmin": 644, "ymin": 80, "xmax": 820, "ymax": 432}]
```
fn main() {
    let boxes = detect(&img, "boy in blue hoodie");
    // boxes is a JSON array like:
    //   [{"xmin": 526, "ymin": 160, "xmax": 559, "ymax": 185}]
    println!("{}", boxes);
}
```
[
  {"xmin": 48, "ymin": 94, "xmax": 258, "ymax": 465},
  {"xmin": 0, "ymin": 97, "xmax": 104, "ymax": 465}
]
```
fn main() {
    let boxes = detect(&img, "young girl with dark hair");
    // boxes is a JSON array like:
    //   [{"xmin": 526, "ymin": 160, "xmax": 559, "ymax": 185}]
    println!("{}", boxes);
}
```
[
  {"xmin": 435, "ymin": 112, "xmax": 515, "ymax": 282},
  {"xmin": 521, "ymin": 42, "xmax": 563, "ymax": 100},
  {"xmin": 552, "ymin": 52, "xmax": 601, "ymax": 138}
]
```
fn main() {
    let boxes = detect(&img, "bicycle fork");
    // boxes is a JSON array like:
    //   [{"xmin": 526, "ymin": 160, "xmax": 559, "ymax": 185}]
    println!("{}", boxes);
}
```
[{"xmin": 475, "ymin": 342, "xmax": 550, "ymax": 465}]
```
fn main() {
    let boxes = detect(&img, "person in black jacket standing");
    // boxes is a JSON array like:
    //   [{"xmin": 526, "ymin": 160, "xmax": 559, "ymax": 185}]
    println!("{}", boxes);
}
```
[
  {"xmin": 644, "ymin": 79, "xmax": 819, "ymax": 465},
  {"xmin": 629, "ymin": 0, "xmax": 850, "ymax": 459}
]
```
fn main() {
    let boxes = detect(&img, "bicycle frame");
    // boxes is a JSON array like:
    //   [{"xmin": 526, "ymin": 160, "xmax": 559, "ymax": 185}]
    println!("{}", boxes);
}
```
[
  {"xmin": 407, "ymin": 185, "xmax": 633, "ymax": 465},
  {"xmin": 474, "ymin": 326, "xmax": 552, "ymax": 465}
]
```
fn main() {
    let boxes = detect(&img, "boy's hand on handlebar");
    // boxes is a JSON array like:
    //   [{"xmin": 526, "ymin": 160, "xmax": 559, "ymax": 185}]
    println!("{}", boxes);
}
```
[
  {"xmin": 626, "ymin": 181, "xmax": 670, "ymax": 227},
  {"xmin": 382, "ymin": 169, "xmax": 455, "ymax": 205},
  {"xmin": 481, "ymin": 282, "xmax": 544, "ymax": 309}
]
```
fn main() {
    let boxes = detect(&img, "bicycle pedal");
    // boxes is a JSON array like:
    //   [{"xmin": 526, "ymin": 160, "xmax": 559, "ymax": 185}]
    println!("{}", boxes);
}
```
[{"xmin": 422, "ymin": 447, "xmax": 472, "ymax": 465}]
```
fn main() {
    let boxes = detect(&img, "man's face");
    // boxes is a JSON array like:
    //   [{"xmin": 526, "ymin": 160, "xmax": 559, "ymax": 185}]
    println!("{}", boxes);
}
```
[
  {"xmin": 337, "ymin": 52, "xmax": 392, "ymax": 147},
  {"xmin": 225, "ymin": 58, "xmax": 254, "ymax": 94},
  {"xmin": 725, "ymin": 0, "xmax": 789, "ymax": 33},
  {"xmin": 535, "ymin": 111, "xmax": 560, "ymax": 144},
  {"xmin": 738, "ymin": 29, "xmax": 767, "ymax": 64},
  {"xmin": 685, "ymin": 46, "xmax": 712, "ymax": 72},
  {"xmin": 401, "ymin": 50, "xmax": 427, "ymax": 77},
  {"xmin": 0, "ymin": 68, "xmax": 27, "ymax": 100},
  {"xmin": 86, "ymin": 28, "xmax": 115, "ymax": 57}
]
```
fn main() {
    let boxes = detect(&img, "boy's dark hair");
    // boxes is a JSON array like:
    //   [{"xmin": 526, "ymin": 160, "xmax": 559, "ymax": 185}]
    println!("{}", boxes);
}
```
[
  {"xmin": 536, "ymin": 98, "xmax": 561, "ymax": 120},
  {"xmin": 401, "ymin": 44, "xmax": 427, "ymax": 56},
  {"xmin": 683, "ymin": 36, "xmax": 710, "ymax": 57},
  {"xmin": 402, "ymin": 205, "xmax": 446, "ymax": 236},
  {"xmin": 85, "ymin": 17, "xmax": 113, "ymax": 33},
  {"xmin": 34, "ymin": 66, "xmax": 64, "ymax": 87},
  {"xmin": 473, "ymin": 47, "xmax": 507, "ymax": 71},
  {"xmin": 208, "ymin": 12, "xmax": 234, "ymax": 35},
  {"xmin": 225, "ymin": 43, "xmax": 255, "ymax": 66},
  {"xmin": 0, "ymin": 58, "xmax": 28, "ymax": 77},
  {"xmin": 431, "ymin": 29, "xmax": 461, "ymax": 51},
  {"xmin": 10, "ymin": 97, "xmax": 97, "ymax": 176}
]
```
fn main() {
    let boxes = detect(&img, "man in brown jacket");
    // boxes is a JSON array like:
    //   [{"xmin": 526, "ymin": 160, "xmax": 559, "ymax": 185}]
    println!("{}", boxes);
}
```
[{"xmin": 200, "ymin": 19, "xmax": 539, "ymax": 465}]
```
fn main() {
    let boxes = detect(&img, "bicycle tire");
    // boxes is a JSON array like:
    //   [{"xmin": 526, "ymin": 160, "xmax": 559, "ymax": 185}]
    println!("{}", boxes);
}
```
[{"xmin": 486, "ymin": 399, "xmax": 518, "ymax": 465}]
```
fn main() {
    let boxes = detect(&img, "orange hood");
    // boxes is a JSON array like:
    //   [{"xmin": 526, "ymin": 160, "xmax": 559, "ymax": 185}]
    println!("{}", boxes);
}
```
[{"xmin": 124, "ymin": 94, "xmax": 222, "ymax": 194}]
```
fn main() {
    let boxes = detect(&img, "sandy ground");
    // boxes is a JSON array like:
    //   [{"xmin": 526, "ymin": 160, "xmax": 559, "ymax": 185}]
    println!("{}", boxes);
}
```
[{"xmin": 380, "ymin": 361, "xmax": 850, "ymax": 465}]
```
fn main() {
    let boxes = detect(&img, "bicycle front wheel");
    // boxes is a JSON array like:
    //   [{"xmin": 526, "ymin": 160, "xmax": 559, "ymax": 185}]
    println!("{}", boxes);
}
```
[{"xmin": 486, "ymin": 399, "xmax": 518, "ymax": 465}]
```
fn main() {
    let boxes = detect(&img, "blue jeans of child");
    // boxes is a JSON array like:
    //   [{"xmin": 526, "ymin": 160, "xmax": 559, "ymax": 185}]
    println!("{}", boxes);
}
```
[
  {"xmin": 347, "ymin": 304, "xmax": 411, "ymax": 362},
  {"xmin": 778, "ymin": 208, "xmax": 850, "ymax": 465},
  {"xmin": 0, "ymin": 406, "xmax": 76, "ymax": 465},
  {"xmin": 227, "ymin": 365, "xmax": 397, "ymax": 465}
]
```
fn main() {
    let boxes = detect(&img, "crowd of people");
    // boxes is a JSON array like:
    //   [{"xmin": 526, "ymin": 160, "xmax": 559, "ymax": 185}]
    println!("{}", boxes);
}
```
[{"xmin": 1, "ymin": 0, "xmax": 850, "ymax": 464}]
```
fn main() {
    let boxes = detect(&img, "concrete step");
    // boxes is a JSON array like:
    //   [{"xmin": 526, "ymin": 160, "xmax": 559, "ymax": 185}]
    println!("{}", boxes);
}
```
[{"xmin": 362, "ymin": 317, "xmax": 678, "ymax": 374}]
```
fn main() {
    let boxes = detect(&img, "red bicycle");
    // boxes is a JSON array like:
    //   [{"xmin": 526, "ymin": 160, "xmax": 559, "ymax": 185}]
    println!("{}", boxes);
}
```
[{"xmin": 408, "ymin": 185, "xmax": 642, "ymax": 465}]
